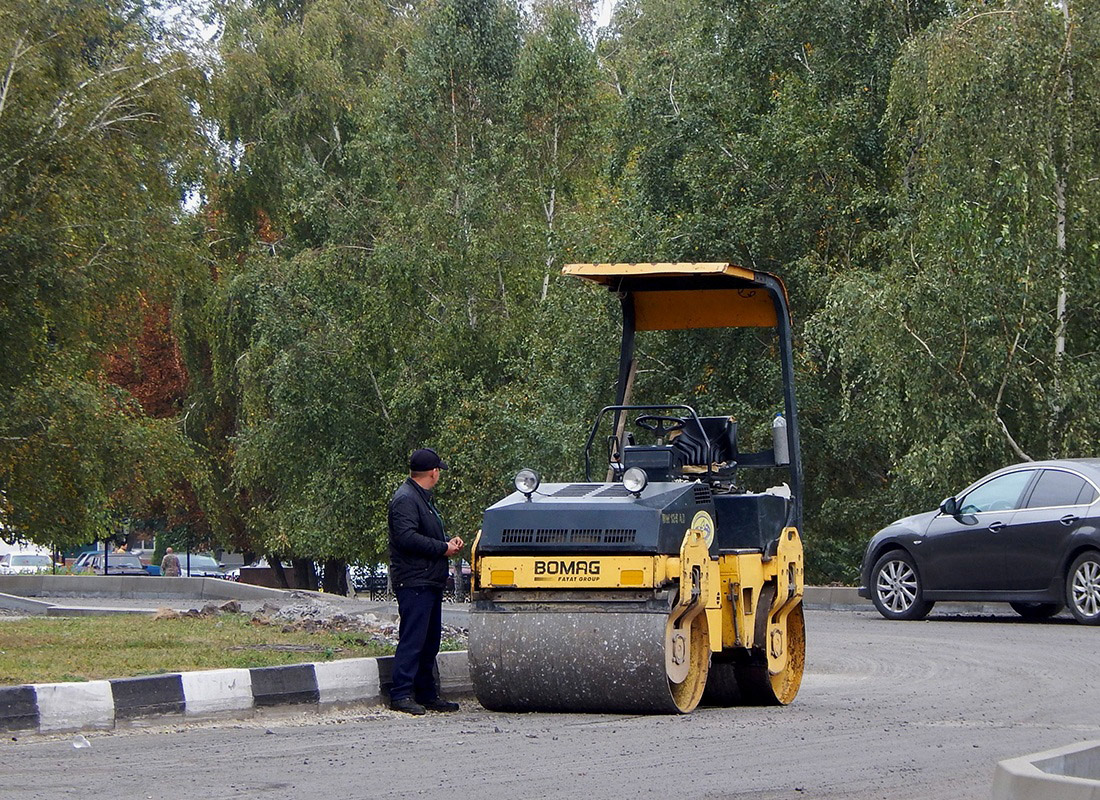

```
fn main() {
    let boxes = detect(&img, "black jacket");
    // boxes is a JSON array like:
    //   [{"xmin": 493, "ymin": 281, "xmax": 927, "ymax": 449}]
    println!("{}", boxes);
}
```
[{"xmin": 388, "ymin": 477, "xmax": 449, "ymax": 589}]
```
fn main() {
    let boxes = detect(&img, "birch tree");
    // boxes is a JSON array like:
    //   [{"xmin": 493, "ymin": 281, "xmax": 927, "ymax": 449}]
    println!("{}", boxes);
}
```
[
  {"xmin": 0, "ymin": 0, "xmax": 206, "ymax": 547},
  {"xmin": 817, "ymin": 0, "xmax": 1100, "ymax": 521}
]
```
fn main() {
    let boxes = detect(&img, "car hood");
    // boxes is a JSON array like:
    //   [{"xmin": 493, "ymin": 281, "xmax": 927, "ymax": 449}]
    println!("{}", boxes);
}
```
[{"xmin": 886, "ymin": 508, "xmax": 939, "ymax": 533}]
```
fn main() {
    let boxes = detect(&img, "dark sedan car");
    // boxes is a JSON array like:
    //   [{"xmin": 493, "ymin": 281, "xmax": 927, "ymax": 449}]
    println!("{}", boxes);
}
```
[
  {"xmin": 87, "ymin": 553, "xmax": 149, "ymax": 576},
  {"xmin": 859, "ymin": 459, "xmax": 1100, "ymax": 625}
]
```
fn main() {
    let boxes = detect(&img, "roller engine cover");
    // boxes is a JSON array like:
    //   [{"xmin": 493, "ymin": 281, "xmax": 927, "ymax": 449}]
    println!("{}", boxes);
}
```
[{"xmin": 477, "ymin": 481, "xmax": 717, "ymax": 557}]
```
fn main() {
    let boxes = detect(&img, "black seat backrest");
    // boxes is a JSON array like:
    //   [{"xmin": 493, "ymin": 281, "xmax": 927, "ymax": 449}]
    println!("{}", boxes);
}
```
[{"xmin": 672, "ymin": 416, "xmax": 737, "ymax": 465}]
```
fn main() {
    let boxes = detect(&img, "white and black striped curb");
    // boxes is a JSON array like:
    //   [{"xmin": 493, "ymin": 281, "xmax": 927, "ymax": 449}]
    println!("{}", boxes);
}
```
[{"xmin": 0, "ymin": 651, "xmax": 472, "ymax": 736}]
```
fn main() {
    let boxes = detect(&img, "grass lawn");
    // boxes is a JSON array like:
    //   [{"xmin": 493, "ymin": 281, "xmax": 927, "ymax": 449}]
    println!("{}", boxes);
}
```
[{"xmin": 0, "ymin": 614, "xmax": 416, "ymax": 686}]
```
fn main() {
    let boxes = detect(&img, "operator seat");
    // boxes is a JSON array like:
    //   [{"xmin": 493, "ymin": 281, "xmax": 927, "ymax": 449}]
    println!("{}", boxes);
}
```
[{"xmin": 671, "ymin": 416, "xmax": 737, "ymax": 466}]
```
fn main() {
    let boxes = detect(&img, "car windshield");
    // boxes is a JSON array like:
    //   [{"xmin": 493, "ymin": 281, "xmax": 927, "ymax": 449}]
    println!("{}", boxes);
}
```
[
  {"xmin": 11, "ymin": 555, "xmax": 51, "ymax": 567},
  {"xmin": 177, "ymin": 555, "xmax": 220, "ymax": 570},
  {"xmin": 105, "ymin": 554, "xmax": 143, "ymax": 568}
]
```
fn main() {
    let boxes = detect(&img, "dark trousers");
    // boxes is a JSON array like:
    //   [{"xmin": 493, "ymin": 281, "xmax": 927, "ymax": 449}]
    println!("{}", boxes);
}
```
[{"xmin": 391, "ymin": 586, "xmax": 443, "ymax": 701}]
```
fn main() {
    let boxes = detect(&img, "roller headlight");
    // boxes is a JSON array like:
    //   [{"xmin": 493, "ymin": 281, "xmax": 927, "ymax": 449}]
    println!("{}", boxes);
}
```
[
  {"xmin": 514, "ymin": 468, "xmax": 540, "ymax": 498},
  {"xmin": 622, "ymin": 467, "xmax": 649, "ymax": 496}
]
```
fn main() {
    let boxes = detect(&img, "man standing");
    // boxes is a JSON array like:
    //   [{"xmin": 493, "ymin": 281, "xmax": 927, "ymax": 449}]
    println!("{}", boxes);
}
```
[
  {"xmin": 161, "ymin": 547, "xmax": 181, "ymax": 577},
  {"xmin": 387, "ymin": 448, "xmax": 464, "ymax": 715}
]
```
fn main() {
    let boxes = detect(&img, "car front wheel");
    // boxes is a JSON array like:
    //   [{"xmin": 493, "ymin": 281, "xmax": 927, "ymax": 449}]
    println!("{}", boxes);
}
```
[
  {"xmin": 1066, "ymin": 551, "xmax": 1100, "ymax": 625},
  {"xmin": 870, "ymin": 550, "xmax": 934, "ymax": 621}
]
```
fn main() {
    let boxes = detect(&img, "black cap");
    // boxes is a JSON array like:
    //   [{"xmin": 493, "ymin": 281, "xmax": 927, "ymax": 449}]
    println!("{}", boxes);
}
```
[{"xmin": 409, "ymin": 448, "xmax": 448, "ymax": 471}]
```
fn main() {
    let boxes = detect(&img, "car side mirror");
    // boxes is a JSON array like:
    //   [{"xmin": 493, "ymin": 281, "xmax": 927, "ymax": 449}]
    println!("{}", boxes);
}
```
[{"xmin": 939, "ymin": 496, "xmax": 960, "ymax": 517}]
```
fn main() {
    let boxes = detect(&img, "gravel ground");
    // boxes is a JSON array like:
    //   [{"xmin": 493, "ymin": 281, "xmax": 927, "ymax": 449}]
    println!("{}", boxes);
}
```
[{"xmin": 4, "ymin": 609, "xmax": 1098, "ymax": 800}]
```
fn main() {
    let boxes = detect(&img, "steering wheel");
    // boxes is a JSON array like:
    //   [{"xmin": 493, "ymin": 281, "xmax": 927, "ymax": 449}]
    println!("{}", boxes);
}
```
[{"xmin": 634, "ymin": 414, "xmax": 686, "ymax": 438}]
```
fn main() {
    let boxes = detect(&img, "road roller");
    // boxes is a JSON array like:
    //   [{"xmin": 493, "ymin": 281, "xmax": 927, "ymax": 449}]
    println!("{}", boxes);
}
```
[{"xmin": 468, "ymin": 263, "xmax": 806, "ymax": 714}]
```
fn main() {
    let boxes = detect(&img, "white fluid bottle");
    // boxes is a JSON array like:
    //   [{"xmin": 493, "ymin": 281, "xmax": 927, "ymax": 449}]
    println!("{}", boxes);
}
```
[{"xmin": 772, "ymin": 412, "xmax": 790, "ymax": 466}]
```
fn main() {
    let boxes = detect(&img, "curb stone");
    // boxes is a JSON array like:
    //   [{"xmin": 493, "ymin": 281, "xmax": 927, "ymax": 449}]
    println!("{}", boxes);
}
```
[{"xmin": 0, "ymin": 651, "xmax": 471, "ymax": 736}]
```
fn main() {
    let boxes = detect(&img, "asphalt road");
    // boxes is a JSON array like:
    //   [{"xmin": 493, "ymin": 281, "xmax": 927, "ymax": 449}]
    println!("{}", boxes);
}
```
[{"xmin": 3, "ymin": 608, "xmax": 1097, "ymax": 800}]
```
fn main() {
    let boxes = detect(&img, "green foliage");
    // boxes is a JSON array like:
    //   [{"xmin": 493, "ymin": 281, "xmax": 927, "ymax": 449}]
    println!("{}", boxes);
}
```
[
  {"xmin": 10, "ymin": 0, "xmax": 1100, "ymax": 585},
  {"xmin": 815, "ymin": 0, "xmax": 1100, "ymax": 538},
  {"xmin": 0, "ymin": 0, "xmax": 208, "ymax": 547},
  {"xmin": 209, "ymin": 0, "xmax": 611, "ymax": 564}
]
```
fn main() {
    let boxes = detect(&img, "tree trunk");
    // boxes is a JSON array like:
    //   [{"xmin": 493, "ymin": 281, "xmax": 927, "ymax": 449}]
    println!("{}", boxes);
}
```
[
  {"xmin": 1049, "ymin": 0, "xmax": 1074, "ymax": 454},
  {"xmin": 270, "ymin": 557, "xmax": 289, "ymax": 588},
  {"xmin": 322, "ymin": 558, "xmax": 348, "ymax": 595},
  {"xmin": 293, "ymin": 557, "xmax": 317, "ymax": 591}
]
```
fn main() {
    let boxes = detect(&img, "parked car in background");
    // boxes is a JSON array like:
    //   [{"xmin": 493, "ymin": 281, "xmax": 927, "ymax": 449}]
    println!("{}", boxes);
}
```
[
  {"xmin": 0, "ymin": 553, "xmax": 54, "ymax": 574},
  {"xmin": 227, "ymin": 558, "xmax": 264, "ymax": 581},
  {"xmin": 349, "ymin": 563, "xmax": 390, "ymax": 596},
  {"xmin": 70, "ymin": 551, "xmax": 99, "ymax": 572},
  {"xmin": 168, "ymin": 553, "xmax": 226, "ymax": 578},
  {"xmin": 225, "ymin": 557, "xmax": 293, "ymax": 581},
  {"xmin": 87, "ymin": 553, "xmax": 148, "ymax": 576},
  {"xmin": 860, "ymin": 459, "xmax": 1100, "ymax": 625}
]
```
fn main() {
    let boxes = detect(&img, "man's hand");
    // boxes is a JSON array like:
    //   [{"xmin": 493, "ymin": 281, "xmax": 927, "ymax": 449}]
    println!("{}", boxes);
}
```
[{"xmin": 445, "ymin": 536, "xmax": 464, "ymax": 557}]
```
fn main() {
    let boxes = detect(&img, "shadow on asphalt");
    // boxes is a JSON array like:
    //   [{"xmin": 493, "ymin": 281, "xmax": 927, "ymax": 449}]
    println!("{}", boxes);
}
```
[{"xmin": 922, "ymin": 613, "xmax": 1078, "ymax": 626}]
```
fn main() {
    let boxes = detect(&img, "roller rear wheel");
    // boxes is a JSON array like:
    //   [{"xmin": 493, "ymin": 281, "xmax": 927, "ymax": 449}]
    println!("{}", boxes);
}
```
[{"xmin": 702, "ymin": 655, "xmax": 741, "ymax": 706}]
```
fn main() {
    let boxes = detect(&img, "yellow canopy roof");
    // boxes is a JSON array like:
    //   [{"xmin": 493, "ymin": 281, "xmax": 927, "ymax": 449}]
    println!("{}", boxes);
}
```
[{"xmin": 562, "ymin": 262, "xmax": 781, "ymax": 331}]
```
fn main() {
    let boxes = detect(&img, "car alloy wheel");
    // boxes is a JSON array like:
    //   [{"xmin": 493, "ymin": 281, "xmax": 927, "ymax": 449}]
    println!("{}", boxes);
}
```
[
  {"xmin": 1067, "ymin": 552, "xmax": 1100, "ymax": 625},
  {"xmin": 877, "ymin": 559, "xmax": 917, "ymax": 612},
  {"xmin": 871, "ymin": 550, "xmax": 933, "ymax": 621}
]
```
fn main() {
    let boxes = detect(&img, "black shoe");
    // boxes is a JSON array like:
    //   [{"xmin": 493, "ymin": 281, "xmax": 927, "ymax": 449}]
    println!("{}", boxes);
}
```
[
  {"xmin": 390, "ymin": 697, "xmax": 426, "ymax": 715},
  {"xmin": 418, "ymin": 697, "xmax": 460, "ymax": 712}
]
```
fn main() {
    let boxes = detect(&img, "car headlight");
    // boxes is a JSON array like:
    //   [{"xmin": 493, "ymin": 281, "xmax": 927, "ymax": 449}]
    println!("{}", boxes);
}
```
[
  {"xmin": 622, "ymin": 467, "xmax": 648, "ymax": 495},
  {"xmin": 514, "ymin": 468, "xmax": 540, "ymax": 498}
]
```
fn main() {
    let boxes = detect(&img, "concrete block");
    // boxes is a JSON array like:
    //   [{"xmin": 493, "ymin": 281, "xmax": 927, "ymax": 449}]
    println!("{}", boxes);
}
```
[
  {"xmin": 47, "ymin": 606, "xmax": 157, "ymax": 617},
  {"xmin": 36, "ymin": 681, "xmax": 115, "ymax": 733},
  {"xmin": 436, "ymin": 651, "xmax": 472, "ymax": 696},
  {"xmin": 200, "ymin": 581, "xmax": 289, "ymax": 601},
  {"xmin": 118, "ymin": 576, "xmax": 165, "ymax": 598},
  {"xmin": 0, "ymin": 575, "xmax": 46, "ymax": 597},
  {"xmin": 110, "ymin": 674, "xmax": 185, "ymax": 720},
  {"xmin": 993, "ymin": 740, "xmax": 1100, "ymax": 800},
  {"xmin": 804, "ymin": 586, "xmax": 867, "ymax": 609},
  {"xmin": 0, "ymin": 685, "xmax": 38, "ymax": 732},
  {"xmin": 313, "ymin": 658, "xmax": 381, "ymax": 705},
  {"xmin": 0, "ymin": 591, "xmax": 52, "ymax": 614},
  {"xmin": 180, "ymin": 668, "xmax": 253, "ymax": 717},
  {"xmin": 249, "ymin": 664, "xmax": 319, "ymax": 707}
]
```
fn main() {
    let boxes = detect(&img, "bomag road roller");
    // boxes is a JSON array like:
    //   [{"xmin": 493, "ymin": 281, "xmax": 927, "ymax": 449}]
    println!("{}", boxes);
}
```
[{"xmin": 468, "ymin": 263, "xmax": 806, "ymax": 714}]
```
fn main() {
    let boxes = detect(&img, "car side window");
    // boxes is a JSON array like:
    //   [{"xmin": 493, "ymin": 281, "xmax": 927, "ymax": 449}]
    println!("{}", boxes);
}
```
[
  {"xmin": 1025, "ymin": 469, "xmax": 1090, "ymax": 509},
  {"xmin": 959, "ymin": 470, "xmax": 1035, "ymax": 513},
  {"xmin": 1077, "ymin": 482, "xmax": 1098, "ymax": 505}
]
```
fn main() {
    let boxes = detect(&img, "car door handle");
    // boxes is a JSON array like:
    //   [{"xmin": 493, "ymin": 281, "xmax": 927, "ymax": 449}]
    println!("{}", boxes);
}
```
[
  {"xmin": 1060, "ymin": 514, "xmax": 1079, "ymax": 526},
  {"xmin": 988, "ymin": 521, "xmax": 1005, "ymax": 533}
]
